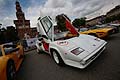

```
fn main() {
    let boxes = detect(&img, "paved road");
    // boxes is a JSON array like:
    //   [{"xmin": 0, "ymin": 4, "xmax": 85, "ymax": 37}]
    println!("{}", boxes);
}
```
[{"xmin": 16, "ymin": 33, "xmax": 120, "ymax": 80}]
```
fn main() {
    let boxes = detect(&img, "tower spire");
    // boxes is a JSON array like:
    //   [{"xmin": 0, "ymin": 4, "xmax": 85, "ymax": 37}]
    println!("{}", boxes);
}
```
[
  {"xmin": 14, "ymin": 0, "xmax": 31, "ymax": 39},
  {"xmin": 15, "ymin": 0, "xmax": 25, "ymax": 20}
]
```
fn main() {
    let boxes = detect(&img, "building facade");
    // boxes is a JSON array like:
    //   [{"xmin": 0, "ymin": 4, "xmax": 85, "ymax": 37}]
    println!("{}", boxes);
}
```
[
  {"xmin": 86, "ymin": 15, "xmax": 106, "ymax": 26},
  {"xmin": 86, "ymin": 5, "xmax": 120, "ymax": 26},
  {"xmin": 106, "ymin": 5, "xmax": 120, "ymax": 18},
  {"xmin": 14, "ymin": 1, "xmax": 31, "ymax": 39}
]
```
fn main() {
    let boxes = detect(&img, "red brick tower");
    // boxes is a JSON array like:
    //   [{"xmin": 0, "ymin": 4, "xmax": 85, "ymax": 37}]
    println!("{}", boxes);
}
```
[{"xmin": 14, "ymin": 0, "xmax": 31, "ymax": 39}]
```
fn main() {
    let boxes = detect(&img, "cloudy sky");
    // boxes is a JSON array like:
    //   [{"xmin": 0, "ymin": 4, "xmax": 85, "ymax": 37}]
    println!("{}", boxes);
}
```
[{"xmin": 0, "ymin": 0, "xmax": 120, "ymax": 27}]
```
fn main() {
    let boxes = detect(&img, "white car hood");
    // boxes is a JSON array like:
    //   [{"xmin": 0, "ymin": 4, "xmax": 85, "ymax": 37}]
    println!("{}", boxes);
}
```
[{"xmin": 54, "ymin": 34, "xmax": 106, "ymax": 54}]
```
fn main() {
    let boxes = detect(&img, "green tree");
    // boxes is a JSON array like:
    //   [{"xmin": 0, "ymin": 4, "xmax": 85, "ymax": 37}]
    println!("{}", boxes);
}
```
[{"xmin": 72, "ymin": 17, "xmax": 86, "ymax": 28}]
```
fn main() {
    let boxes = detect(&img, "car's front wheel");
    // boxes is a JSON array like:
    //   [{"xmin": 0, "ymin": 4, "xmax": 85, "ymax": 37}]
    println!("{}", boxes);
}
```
[
  {"xmin": 7, "ymin": 61, "xmax": 16, "ymax": 80},
  {"xmin": 51, "ymin": 50, "xmax": 64, "ymax": 66}
]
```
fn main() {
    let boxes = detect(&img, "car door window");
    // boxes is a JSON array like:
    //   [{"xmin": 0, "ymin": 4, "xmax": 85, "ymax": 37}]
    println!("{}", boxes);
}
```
[{"xmin": 40, "ymin": 17, "xmax": 53, "ymax": 40}]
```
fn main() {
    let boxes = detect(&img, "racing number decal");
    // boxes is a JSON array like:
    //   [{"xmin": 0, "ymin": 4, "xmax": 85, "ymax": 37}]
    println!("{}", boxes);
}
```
[{"xmin": 57, "ymin": 41, "xmax": 68, "ymax": 46}]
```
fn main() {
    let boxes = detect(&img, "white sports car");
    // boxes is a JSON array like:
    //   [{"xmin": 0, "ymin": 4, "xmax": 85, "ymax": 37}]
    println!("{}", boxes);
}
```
[{"xmin": 36, "ymin": 15, "xmax": 107, "ymax": 69}]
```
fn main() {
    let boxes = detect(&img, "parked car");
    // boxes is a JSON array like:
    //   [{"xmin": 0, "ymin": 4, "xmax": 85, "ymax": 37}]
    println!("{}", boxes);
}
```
[
  {"xmin": 96, "ymin": 24, "xmax": 119, "ymax": 33},
  {"xmin": 0, "ymin": 44, "xmax": 24, "ymax": 80},
  {"xmin": 66, "ymin": 26, "xmax": 114, "ymax": 38},
  {"xmin": 36, "ymin": 15, "xmax": 107, "ymax": 69},
  {"xmin": 107, "ymin": 24, "xmax": 120, "ymax": 33},
  {"xmin": 82, "ymin": 26, "xmax": 115, "ymax": 38}
]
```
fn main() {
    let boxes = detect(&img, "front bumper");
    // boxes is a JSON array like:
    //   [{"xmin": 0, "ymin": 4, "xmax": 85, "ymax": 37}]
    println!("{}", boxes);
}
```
[
  {"xmin": 80, "ymin": 46, "xmax": 105, "ymax": 68},
  {"xmin": 65, "ymin": 42, "xmax": 107, "ymax": 69},
  {"xmin": 79, "ymin": 42, "xmax": 107, "ymax": 69}
]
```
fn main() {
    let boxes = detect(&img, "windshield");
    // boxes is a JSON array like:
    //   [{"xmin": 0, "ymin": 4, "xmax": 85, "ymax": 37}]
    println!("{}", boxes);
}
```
[
  {"xmin": 54, "ymin": 31, "xmax": 69, "ymax": 40},
  {"xmin": 96, "ymin": 24, "xmax": 109, "ymax": 28},
  {"xmin": 89, "ymin": 26, "xmax": 98, "ymax": 29},
  {"xmin": 80, "ymin": 28, "xmax": 88, "ymax": 32},
  {"xmin": 40, "ymin": 17, "xmax": 53, "ymax": 40}
]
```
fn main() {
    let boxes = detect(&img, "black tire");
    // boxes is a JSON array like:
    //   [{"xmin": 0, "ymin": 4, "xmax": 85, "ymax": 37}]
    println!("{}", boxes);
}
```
[
  {"xmin": 51, "ymin": 50, "xmax": 64, "ymax": 66},
  {"xmin": 6, "ymin": 61, "xmax": 16, "ymax": 80}
]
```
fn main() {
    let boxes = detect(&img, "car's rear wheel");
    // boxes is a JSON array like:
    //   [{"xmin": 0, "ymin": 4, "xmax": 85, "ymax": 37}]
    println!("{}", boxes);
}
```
[
  {"xmin": 7, "ymin": 61, "xmax": 16, "ymax": 80},
  {"xmin": 51, "ymin": 50, "xmax": 64, "ymax": 66}
]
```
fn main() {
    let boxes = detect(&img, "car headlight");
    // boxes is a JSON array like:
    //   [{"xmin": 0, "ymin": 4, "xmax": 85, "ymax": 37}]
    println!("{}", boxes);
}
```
[{"xmin": 71, "ymin": 47, "xmax": 84, "ymax": 55}]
